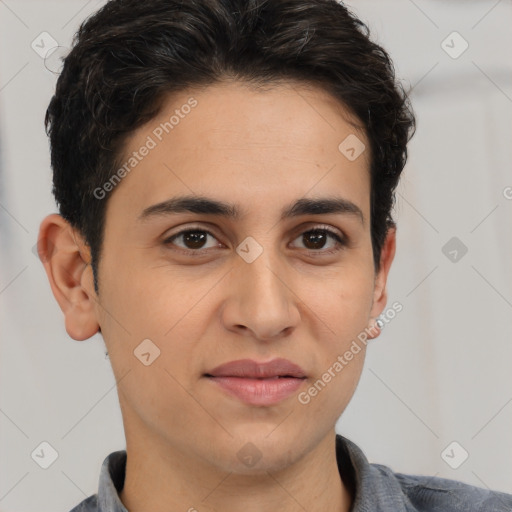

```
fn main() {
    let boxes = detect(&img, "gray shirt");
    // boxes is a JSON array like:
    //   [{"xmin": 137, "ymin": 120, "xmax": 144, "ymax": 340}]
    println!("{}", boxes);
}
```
[{"xmin": 69, "ymin": 434, "xmax": 512, "ymax": 511}]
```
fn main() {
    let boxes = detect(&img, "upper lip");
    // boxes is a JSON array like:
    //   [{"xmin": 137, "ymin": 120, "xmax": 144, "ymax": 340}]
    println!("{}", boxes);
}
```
[{"xmin": 205, "ymin": 358, "xmax": 307, "ymax": 378}]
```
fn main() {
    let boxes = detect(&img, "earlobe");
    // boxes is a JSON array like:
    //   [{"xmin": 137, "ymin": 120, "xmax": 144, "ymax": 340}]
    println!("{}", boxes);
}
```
[
  {"xmin": 368, "ymin": 226, "xmax": 397, "ymax": 339},
  {"xmin": 37, "ymin": 213, "xmax": 100, "ymax": 341}
]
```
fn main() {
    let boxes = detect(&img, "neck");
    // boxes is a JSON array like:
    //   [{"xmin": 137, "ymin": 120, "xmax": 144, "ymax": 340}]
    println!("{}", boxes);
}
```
[{"xmin": 119, "ymin": 430, "xmax": 353, "ymax": 512}]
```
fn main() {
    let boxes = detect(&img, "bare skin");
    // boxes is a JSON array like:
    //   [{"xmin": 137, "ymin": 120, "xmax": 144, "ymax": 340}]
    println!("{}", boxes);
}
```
[{"xmin": 38, "ymin": 80, "xmax": 396, "ymax": 512}]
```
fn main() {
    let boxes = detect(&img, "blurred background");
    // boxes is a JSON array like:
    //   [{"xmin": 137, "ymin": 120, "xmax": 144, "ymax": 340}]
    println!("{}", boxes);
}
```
[{"xmin": 0, "ymin": 0, "xmax": 511, "ymax": 510}]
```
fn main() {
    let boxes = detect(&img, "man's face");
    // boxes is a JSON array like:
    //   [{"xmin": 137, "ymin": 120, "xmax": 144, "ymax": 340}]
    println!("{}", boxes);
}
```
[{"xmin": 43, "ymin": 80, "xmax": 394, "ymax": 474}]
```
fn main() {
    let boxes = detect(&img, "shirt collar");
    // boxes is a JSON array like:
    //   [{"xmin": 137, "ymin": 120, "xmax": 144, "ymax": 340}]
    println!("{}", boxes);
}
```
[
  {"xmin": 97, "ymin": 449, "xmax": 128, "ymax": 512},
  {"xmin": 336, "ymin": 434, "xmax": 411, "ymax": 511}
]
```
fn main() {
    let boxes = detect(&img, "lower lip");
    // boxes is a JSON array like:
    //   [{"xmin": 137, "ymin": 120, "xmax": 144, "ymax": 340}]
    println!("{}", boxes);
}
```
[{"xmin": 206, "ymin": 376, "xmax": 305, "ymax": 405}]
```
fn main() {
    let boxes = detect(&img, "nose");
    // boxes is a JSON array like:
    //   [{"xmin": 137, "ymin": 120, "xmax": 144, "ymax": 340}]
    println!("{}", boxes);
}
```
[{"xmin": 221, "ymin": 249, "xmax": 301, "ymax": 341}]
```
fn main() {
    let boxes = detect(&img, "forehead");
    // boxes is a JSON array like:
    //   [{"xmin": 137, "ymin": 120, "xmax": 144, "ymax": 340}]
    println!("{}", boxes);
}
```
[
  {"xmin": 104, "ymin": 80, "xmax": 371, "ymax": 228},
  {"xmin": 159, "ymin": 79, "xmax": 366, "ymax": 155}
]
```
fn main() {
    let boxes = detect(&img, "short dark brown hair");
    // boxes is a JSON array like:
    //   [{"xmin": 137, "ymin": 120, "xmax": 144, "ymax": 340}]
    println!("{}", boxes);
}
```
[{"xmin": 45, "ymin": 0, "xmax": 416, "ymax": 294}]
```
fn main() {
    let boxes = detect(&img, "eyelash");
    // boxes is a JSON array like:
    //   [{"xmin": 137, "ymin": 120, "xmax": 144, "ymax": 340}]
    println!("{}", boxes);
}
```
[{"xmin": 162, "ymin": 225, "xmax": 347, "ymax": 256}]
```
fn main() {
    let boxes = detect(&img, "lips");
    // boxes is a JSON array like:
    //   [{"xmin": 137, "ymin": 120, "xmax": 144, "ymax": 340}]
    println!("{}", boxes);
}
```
[
  {"xmin": 204, "ymin": 358, "xmax": 307, "ymax": 405},
  {"xmin": 204, "ymin": 358, "xmax": 307, "ymax": 379}
]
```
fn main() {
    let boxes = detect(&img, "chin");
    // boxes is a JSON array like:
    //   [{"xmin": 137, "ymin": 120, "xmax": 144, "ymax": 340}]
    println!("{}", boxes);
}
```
[{"xmin": 205, "ymin": 430, "xmax": 302, "ymax": 475}]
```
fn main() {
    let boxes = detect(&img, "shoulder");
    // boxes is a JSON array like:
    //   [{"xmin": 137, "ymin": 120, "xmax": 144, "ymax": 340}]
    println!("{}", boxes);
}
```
[
  {"xmin": 382, "ymin": 466, "xmax": 512, "ymax": 512},
  {"xmin": 337, "ymin": 435, "xmax": 512, "ymax": 512}
]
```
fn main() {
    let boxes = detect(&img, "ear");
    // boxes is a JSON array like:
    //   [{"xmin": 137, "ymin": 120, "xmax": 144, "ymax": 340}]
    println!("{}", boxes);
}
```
[
  {"xmin": 367, "ymin": 225, "xmax": 396, "ymax": 339},
  {"xmin": 37, "ymin": 213, "xmax": 100, "ymax": 341}
]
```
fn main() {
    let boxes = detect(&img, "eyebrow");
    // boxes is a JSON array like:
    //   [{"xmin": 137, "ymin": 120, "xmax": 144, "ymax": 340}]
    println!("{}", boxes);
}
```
[{"xmin": 138, "ymin": 194, "xmax": 365, "ymax": 225}]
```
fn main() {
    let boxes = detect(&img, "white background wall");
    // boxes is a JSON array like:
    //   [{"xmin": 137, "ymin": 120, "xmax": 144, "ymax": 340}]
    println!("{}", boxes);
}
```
[{"xmin": 0, "ymin": 1, "xmax": 511, "ymax": 510}]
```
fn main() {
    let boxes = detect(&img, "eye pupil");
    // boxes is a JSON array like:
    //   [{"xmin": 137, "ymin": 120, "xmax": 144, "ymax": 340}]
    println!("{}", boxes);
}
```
[
  {"xmin": 303, "ymin": 230, "xmax": 327, "ymax": 250},
  {"xmin": 183, "ymin": 231, "xmax": 207, "ymax": 249}
]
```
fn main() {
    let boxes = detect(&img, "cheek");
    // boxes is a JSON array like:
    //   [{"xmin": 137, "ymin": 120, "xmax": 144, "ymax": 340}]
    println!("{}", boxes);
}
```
[
  {"xmin": 338, "ymin": 274, "xmax": 375, "ymax": 328},
  {"xmin": 317, "ymin": 260, "xmax": 376, "ymax": 333},
  {"xmin": 297, "ymin": 343, "xmax": 367, "ymax": 434},
  {"xmin": 300, "ymin": 260, "xmax": 374, "ymax": 395},
  {"xmin": 100, "ymin": 253, "xmax": 180, "ymax": 332},
  {"xmin": 297, "ymin": 271, "xmax": 371, "ymax": 417},
  {"xmin": 101, "ymin": 265, "xmax": 214, "ymax": 381}
]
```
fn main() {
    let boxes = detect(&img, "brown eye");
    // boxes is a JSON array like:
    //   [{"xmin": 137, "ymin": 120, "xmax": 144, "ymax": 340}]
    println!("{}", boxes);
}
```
[
  {"xmin": 163, "ymin": 225, "xmax": 347, "ymax": 256},
  {"xmin": 291, "ymin": 227, "xmax": 347, "ymax": 254},
  {"xmin": 163, "ymin": 228, "xmax": 220, "ymax": 253}
]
